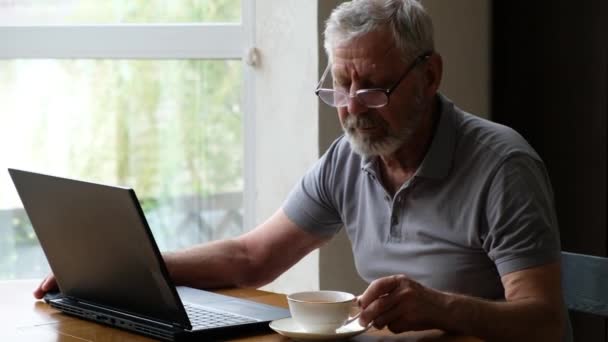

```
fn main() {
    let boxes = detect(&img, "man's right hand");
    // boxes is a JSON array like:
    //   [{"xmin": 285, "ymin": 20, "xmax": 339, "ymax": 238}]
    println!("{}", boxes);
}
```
[{"xmin": 34, "ymin": 274, "xmax": 57, "ymax": 299}]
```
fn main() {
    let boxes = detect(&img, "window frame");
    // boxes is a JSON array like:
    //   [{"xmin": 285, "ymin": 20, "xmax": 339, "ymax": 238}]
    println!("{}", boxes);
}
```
[{"xmin": 0, "ymin": 24, "xmax": 244, "ymax": 59}]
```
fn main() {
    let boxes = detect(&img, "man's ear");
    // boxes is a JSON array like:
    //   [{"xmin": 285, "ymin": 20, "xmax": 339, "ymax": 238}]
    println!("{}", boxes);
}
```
[{"xmin": 423, "ymin": 53, "xmax": 443, "ymax": 97}]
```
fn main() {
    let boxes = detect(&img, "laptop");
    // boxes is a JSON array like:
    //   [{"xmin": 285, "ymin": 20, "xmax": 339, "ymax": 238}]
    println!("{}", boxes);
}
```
[{"xmin": 8, "ymin": 168, "xmax": 290, "ymax": 341}]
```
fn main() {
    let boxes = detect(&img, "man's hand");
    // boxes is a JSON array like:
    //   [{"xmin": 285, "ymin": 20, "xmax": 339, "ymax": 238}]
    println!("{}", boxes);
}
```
[
  {"xmin": 358, "ymin": 264, "xmax": 564, "ymax": 341},
  {"xmin": 34, "ymin": 274, "xmax": 57, "ymax": 299},
  {"xmin": 357, "ymin": 274, "xmax": 444, "ymax": 333}
]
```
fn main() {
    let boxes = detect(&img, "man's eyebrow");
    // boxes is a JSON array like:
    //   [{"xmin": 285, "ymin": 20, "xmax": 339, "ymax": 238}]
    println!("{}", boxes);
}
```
[
  {"xmin": 330, "ymin": 67, "xmax": 349, "ymax": 83},
  {"xmin": 333, "ymin": 73, "xmax": 349, "ymax": 83},
  {"xmin": 331, "ymin": 61, "xmax": 391, "ymax": 86}
]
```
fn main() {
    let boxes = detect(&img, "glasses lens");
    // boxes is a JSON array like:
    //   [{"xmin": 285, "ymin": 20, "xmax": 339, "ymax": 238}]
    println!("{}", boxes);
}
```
[
  {"xmin": 357, "ymin": 90, "xmax": 388, "ymax": 108},
  {"xmin": 317, "ymin": 89, "xmax": 348, "ymax": 107}
]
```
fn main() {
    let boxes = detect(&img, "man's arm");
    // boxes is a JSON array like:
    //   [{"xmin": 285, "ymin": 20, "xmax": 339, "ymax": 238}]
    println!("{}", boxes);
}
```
[
  {"xmin": 164, "ymin": 208, "xmax": 330, "ymax": 289},
  {"xmin": 358, "ymin": 262, "xmax": 564, "ymax": 342},
  {"xmin": 441, "ymin": 262, "xmax": 564, "ymax": 341}
]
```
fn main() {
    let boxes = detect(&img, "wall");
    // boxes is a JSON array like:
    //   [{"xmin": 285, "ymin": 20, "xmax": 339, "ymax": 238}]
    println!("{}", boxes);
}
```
[
  {"xmin": 425, "ymin": 0, "xmax": 491, "ymax": 118},
  {"xmin": 254, "ymin": 0, "xmax": 321, "ymax": 294}
]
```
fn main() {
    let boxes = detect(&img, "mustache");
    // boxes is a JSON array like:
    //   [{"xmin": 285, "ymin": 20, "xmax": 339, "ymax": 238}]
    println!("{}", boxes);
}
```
[{"xmin": 342, "ymin": 114, "xmax": 386, "ymax": 131}]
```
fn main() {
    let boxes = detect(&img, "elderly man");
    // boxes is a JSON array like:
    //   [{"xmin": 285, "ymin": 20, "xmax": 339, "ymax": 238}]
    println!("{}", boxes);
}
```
[{"xmin": 35, "ymin": 0, "xmax": 569, "ymax": 341}]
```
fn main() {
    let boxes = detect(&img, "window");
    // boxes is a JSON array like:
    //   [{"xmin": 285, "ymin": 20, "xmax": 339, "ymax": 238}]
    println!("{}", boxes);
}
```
[{"xmin": 0, "ymin": 0, "xmax": 254, "ymax": 279}]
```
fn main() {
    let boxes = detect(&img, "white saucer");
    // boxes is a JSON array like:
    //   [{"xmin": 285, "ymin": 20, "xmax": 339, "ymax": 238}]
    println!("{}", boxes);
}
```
[{"xmin": 269, "ymin": 317, "xmax": 368, "ymax": 341}]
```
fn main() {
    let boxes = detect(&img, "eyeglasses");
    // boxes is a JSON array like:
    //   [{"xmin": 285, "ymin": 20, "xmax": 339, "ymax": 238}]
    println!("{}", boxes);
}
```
[{"xmin": 315, "ymin": 52, "xmax": 432, "ymax": 109}]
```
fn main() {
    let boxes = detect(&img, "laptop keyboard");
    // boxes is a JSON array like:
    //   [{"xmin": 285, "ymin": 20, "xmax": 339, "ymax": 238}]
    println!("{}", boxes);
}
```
[{"xmin": 184, "ymin": 303, "xmax": 257, "ymax": 328}]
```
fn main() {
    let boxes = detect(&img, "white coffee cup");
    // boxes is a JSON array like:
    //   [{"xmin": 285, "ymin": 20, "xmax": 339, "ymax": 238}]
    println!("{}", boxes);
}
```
[{"xmin": 287, "ymin": 290, "xmax": 360, "ymax": 333}]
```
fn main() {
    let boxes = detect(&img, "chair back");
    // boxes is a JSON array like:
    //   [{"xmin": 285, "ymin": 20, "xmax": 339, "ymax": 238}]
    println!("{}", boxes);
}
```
[{"xmin": 561, "ymin": 251, "xmax": 608, "ymax": 317}]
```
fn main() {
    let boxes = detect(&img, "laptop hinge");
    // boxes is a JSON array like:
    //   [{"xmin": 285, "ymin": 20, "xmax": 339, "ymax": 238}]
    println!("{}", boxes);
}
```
[{"xmin": 62, "ymin": 296, "xmax": 185, "ymax": 330}]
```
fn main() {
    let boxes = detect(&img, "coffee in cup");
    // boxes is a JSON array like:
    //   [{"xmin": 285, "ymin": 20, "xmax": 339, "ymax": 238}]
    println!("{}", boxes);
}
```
[{"xmin": 287, "ymin": 290, "xmax": 360, "ymax": 333}]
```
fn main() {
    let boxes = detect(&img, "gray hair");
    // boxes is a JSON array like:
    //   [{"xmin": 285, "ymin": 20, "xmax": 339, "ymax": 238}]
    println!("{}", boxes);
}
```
[{"xmin": 324, "ymin": 0, "xmax": 435, "ymax": 63}]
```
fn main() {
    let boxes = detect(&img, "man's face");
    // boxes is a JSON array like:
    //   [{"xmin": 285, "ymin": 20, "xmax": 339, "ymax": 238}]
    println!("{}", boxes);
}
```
[{"xmin": 331, "ymin": 30, "xmax": 428, "ymax": 157}]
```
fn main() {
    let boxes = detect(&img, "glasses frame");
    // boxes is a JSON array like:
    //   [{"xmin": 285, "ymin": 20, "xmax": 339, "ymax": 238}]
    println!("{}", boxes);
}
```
[{"xmin": 315, "ymin": 51, "xmax": 432, "ymax": 108}]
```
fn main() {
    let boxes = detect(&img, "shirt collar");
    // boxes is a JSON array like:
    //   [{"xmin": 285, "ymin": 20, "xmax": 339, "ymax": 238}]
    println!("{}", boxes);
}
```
[
  {"xmin": 415, "ymin": 93, "xmax": 457, "ymax": 180},
  {"xmin": 359, "ymin": 93, "xmax": 457, "ymax": 180}
]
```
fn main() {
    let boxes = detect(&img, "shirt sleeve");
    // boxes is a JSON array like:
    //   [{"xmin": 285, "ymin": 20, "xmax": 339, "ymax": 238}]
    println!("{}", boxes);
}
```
[
  {"xmin": 281, "ymin": 138, "xmax": 344, "ymax": 237},
  {"xmin": 483, "ymin": 153, "xmax": 561, "ymax": 276}
]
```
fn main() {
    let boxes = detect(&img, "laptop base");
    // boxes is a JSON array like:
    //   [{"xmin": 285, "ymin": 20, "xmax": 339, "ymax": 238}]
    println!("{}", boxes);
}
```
[{"xmin": 45, "ymin": 292, "xmax": 276, "ymax": 341}]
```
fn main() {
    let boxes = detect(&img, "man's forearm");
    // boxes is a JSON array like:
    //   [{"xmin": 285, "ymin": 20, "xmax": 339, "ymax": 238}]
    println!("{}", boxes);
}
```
[
  {"xmin": 438, "ymin": 292, "xmax": 564, "ymax": 342},
  {"xmin": 163, "ymin": 239, "xmax": 258, "ymax": 289}
]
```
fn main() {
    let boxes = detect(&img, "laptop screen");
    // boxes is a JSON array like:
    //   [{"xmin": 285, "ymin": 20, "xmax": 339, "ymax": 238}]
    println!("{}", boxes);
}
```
[{"xmin": 9, "ymin": 168, "xmax": 191, "ymax": 328}]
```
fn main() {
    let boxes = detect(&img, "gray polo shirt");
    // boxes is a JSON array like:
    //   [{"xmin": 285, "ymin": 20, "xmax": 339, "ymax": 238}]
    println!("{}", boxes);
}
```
[{"xmin": 283, "ymin": 94, "xmax": 561, "ymax": 300}]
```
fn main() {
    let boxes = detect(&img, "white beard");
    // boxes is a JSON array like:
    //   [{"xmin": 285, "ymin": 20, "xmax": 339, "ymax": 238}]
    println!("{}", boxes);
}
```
[
  {"xmin": 343, "ymin": 115, "xmax": 412, "ymax": 157},
  {"xmin": 342, "ymin": 92, "xmax": 426, "ymax": 158}
]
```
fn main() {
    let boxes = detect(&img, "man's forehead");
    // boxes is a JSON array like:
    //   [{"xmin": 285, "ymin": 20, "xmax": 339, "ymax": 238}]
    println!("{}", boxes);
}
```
[
  {"xmin": 335, "ymin": 39, "xmax": 393, "ymax": 57},
  {"xmin": 330, "ymin": 31, "xmax": 403, "ymax": 77},
  {"xmin": 331, "ymin": 43, "xmax": 399, "ymax": 78}
]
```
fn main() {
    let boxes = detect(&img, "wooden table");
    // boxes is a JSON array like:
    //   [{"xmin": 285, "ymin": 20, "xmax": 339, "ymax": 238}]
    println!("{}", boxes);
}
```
[{"xmin": 0, "ymin": 280, "xmax": 481, "ymax": 341}]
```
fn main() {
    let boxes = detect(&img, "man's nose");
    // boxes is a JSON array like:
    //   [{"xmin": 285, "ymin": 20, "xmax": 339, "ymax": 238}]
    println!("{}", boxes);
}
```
[{"xmin": 347, "ymin": 94, "xmax": 367, "ymax": 116}]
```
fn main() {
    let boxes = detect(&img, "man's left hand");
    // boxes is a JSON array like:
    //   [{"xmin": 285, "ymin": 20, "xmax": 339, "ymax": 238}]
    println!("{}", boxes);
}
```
[{"xmin": 357, "ymin": 274, "xmax": 445, "ymax": 333}]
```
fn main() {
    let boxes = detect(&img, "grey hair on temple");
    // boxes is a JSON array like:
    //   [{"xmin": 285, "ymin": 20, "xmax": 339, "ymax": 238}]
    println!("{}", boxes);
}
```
[{"xmin": 324, "ymin": 0, "xmax": 435, "ymax": 63}]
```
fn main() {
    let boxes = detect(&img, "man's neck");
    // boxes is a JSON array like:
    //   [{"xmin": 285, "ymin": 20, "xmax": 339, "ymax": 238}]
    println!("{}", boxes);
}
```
[{"xmin": 378, "ymin": 97, "xmax": 440, "ymax": 194}]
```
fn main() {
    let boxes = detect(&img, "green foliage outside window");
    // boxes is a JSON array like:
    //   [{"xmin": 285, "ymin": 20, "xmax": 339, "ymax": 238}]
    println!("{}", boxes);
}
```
[{"xmin": 0, "ymin": 0, "xmax": 244, "ymax": 279}]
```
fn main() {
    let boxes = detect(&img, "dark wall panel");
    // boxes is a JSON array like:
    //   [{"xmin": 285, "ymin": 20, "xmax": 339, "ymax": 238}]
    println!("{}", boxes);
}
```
[{"xmin": 492, "ymin": 1, "xmax": 607, "ymax": 341}]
